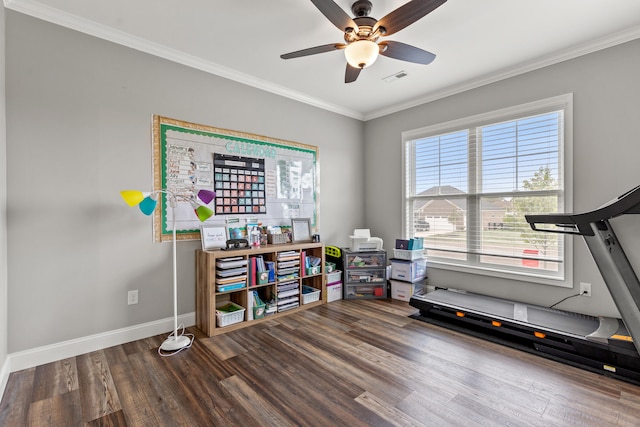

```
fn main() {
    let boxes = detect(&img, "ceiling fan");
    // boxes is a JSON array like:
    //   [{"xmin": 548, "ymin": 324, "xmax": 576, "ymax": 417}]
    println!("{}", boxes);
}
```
[{"xmin": 280, "ymin": 0, "xmax": 447, "ymax": 83}]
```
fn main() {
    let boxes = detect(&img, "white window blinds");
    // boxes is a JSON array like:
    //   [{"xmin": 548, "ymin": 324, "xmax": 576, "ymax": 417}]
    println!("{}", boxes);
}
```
[{"xmin": 403, "ymin": 95, "xmax": 572, "ymax": 284}]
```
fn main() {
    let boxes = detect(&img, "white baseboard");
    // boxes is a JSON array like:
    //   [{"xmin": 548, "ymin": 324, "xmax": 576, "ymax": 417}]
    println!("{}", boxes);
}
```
[
  {"xmin": 6, "ymin": 312, "xmax": 195, "ymax": 374},
  {"xmin": 0, "ymin": 355, "xmax": 9, "ymax": 404}
]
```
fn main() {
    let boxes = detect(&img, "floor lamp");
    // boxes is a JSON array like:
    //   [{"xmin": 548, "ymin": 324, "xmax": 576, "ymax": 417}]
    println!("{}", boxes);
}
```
[{"xmin": 120, "ymin": 188, "xmax": 215, "ymax": 354}]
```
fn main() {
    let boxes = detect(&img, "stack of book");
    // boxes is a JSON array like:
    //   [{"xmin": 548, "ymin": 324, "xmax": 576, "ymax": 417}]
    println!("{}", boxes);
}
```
[
  {"xmin": 215, "ymin": 257, "xmax": 248, "ymax": 292},
  {"xmin": 276, "ymin": 251, "xmax": 300, "ymax": 281},
  {"xmin": 276, "ymin": 280, "xmax": 299, "ymax": 312},
  {"xmin": 265, "ymin": 298, "xmax": 278, "ymax": 315}
]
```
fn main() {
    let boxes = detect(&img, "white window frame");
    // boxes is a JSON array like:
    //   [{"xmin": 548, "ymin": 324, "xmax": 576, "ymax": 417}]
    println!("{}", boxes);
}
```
[{"xmin": 402, "ymin": 94, "xmax": 573, "ymax": 287}]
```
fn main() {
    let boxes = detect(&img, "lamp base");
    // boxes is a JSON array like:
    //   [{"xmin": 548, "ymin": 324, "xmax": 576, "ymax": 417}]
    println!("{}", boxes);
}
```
[{"xmin": 160, "ymin": 334, "xmax": 192, "ymax": 352}]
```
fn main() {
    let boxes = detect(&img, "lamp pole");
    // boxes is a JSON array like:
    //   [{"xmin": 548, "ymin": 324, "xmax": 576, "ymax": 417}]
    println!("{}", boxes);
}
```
[
  {"xmin": 159, "ymin": 192, "xmax": 192, "ymax": 352},
  {"xmin": 121, "ymin": 187, "xmax": 215, "ymax": 354}
]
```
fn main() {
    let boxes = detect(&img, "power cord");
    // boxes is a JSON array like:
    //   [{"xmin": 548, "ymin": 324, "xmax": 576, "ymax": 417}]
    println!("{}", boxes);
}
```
[
  {"xmin": 549, "ymin": 290, "xmax": 587, "ymax": 309},
  {"xmin": 157, "ymin": 323, "xmax": 195, "ymax": 357}
]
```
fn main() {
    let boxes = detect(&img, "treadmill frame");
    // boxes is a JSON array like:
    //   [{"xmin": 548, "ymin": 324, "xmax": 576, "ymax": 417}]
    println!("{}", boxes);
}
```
[{"xmin": 526, "ymin": 184, "xmax": 640, "ymax": 353}]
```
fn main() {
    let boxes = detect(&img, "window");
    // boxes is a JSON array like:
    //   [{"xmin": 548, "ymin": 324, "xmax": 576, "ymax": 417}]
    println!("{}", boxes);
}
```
[{"xmin": 403, "ymin": 95, "xmax": 572, "ymax": 285}]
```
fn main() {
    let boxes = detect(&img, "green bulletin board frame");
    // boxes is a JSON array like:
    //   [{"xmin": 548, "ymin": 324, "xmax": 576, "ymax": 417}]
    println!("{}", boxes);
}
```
[{"xmin": 152, "ymin": 115, "xmax": 319, "ymax": 242}]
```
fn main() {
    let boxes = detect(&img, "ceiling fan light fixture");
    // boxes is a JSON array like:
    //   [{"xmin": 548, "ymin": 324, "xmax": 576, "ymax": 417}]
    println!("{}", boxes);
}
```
[{"xmin": 344, "ymin": 40, "xmax": 379, "ymax": 69}]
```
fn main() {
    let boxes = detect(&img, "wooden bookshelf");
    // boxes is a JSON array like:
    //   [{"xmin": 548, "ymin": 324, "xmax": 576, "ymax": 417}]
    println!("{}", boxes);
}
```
[{"xmin": 196, "ymin": 242, "xmax": 325, "ymax": 336}]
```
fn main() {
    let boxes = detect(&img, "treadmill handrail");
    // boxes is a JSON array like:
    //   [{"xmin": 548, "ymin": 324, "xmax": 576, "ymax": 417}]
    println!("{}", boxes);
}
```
[{"xmin": 526, "ymin": 185, "xmax": 640, "ymax": 236}]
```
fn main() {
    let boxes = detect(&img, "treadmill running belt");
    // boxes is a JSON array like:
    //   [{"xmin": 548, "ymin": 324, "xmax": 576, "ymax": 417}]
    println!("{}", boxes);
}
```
[{"xmin": 422, "ymin": 289, "xmax": 600, "ymax": 337}]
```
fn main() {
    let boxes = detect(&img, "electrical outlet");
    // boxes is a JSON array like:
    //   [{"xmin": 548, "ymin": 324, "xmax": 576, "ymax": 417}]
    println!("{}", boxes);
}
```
[
  {"xmin": 128, "ymin": 290, "xmax": 139, "ymax": 305},
  {"xmin": 580, "ymin": 282, "xmax": 591, "ymax": 297}
]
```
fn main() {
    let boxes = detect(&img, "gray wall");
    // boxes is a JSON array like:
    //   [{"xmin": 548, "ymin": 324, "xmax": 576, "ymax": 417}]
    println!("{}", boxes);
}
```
[
  {"xmin": 5, "ymin": 12, "xmax": 364, "ymax": 352},
  {"xmin": 365, "ymin": 39, "xmax": 640, "ymax": 317},
  {"xmin": 6, "ymin": 9, "xmax": 640, "ymax": 355}
]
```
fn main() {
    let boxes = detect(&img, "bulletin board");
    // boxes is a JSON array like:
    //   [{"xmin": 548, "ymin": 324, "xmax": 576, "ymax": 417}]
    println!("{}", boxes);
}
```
[{"xmin": 151, "ymin": 115, "xmax": 319, "ymax": 242}]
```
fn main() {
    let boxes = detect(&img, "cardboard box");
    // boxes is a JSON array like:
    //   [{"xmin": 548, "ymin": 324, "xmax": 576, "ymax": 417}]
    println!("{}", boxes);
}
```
[
  {"xmin": 390, "ymin": 279, "xmax": 424, "ymax": 302},
  {"xmin": 327, "ymin": 282, "xmax": 343, "ymax": 302},
  {"xmin": 390, "ymin": 258, "xmax": 427, "ymax": 282}
]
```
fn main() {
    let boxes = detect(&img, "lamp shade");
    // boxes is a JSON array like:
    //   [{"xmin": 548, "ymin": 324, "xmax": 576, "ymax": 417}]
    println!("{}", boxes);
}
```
[
  {"xmin": 138, "ymin": 195, "xmax": 158, "ymax": 215},
  {"xmin": 194, "ymin": 204, "xmax": 214, "ymax": 222},
  {"xmin": 197, "ymin": 189, "xmax": 216, "ymax": 205},
  {"xmin": 344, "ymin": 40, "xmax": 379, "ymax": 69},
  {"xmin": 120, "ymin": 190, "xmax": 145, "ymax": 206},
  {"xmin": 122, "ymin": 188, "xmax": 215, "ymax": 222},
  {"xmin": 188, "ymin": 199, "xmax": 214, "ymax": 222}
]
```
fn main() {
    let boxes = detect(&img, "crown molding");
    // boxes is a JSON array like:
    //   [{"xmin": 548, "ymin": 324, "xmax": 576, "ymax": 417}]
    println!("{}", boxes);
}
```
[
  {"xmin": 363, "ymin": 25, "xmax": 640, "ymax": 121},
  {"xmin": 4, "ymin": 0, "xmax": 365, "ymax": 120},
  {"xmin": 5, "ymin": 0, "xmax": 640, "ymax": 122}
]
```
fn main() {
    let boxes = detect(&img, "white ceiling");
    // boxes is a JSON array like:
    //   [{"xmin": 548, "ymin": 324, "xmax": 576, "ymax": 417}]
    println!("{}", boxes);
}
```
[{"xmin": 6, "ymin": 0, "xmax": 640, "ymax": 120}]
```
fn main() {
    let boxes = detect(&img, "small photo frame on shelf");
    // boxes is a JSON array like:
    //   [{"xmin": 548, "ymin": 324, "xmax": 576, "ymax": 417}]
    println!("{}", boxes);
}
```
[
  {"xmin": 291, "ymin": 218, "xmax": 312, "ymax": 243},
  {"xmin": 200, "ymin": 225, "xmax": 227, "ymax": 250}
]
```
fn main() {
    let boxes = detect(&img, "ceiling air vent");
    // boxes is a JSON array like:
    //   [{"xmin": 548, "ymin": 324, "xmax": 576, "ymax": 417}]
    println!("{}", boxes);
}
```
[{"xmin": 382, "ymin": 71, "xmax": 408, "ymax": 83}]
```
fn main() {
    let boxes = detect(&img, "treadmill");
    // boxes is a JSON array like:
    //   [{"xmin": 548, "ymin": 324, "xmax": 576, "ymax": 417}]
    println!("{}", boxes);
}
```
[{"xmin": 410, "ymin": 185, "xmax": 640, "ymax": 384}]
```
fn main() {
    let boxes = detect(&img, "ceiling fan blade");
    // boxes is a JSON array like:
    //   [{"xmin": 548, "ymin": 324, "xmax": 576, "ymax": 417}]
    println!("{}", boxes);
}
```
[
  {"xmin": 379, "ymin": 40, "xmax": 435, "ymax": 64},
  {"xmin": 345, "ymin": 64, "xmax": 362, "ymax": 83},
  {"xmin": 374, "ymin": 0, "xmax": 447, "ymax": 36},
  {"xmin": 311, "ymin": 0, "xmax": 359, "ymax": 32},
  {"xmin": 281, "ymin": 43, "xmax": 346, "ymax": 59}
]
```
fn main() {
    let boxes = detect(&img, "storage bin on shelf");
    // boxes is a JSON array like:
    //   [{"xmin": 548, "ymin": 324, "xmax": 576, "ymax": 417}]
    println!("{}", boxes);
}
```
[
  {"xmin": 327, "ymin": 282, "xmax": 343, "ymax": 302},
  {"xmin": 252, "ymin": 303, "xmax": 266, "ymax": 319},
  {"xmin": 326, "ymin": 270, "xmax": 342, "ymax": 285},
  {"xmin": 306, "ymin": 265, "xmax": 321, "ymax": 275},
  {"xmin": 302, "ymin": 285, "xmax": 321, "ymax": 304},
  {"xmin": 393, "ymin": 249, "xmax": 425, "ymax": 261},
  {"xmin": 325, "ymin": 262, "xmax": 336, "ymax": 273},
  {"xmin": 267, "ymin": 233, "xmax": 287, "ymax": 244},
  {"xmin": 215, "ymin": 301, "xmax": 245, "ymax": 327}
]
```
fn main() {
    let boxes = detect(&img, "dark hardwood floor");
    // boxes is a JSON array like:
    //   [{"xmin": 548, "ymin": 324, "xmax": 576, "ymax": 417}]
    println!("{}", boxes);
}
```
[{"xmin": 2, "ymin": 299, "xmax": 640, "ymax": 426}]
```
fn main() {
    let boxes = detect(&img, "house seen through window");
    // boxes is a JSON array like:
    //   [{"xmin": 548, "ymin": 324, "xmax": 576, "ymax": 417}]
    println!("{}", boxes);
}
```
[{"xmin": 403, "ymin": 95, "xmax": 572, "ymax": 284}]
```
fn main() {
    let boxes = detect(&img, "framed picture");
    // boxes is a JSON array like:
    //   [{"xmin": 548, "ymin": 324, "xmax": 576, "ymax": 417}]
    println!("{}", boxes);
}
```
[
  {"xmin": 291, "ymin": 218, "xmax": 312, "ymax": 243},
  {"xmin": 200, "ymin": 225, "xmax": 227, "ymax": 250}
]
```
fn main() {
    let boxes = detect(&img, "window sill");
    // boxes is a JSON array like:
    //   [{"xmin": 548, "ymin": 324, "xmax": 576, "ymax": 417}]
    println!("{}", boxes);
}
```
[{"xmin": 425, "ymin": 259, "xmax": 572, "ymax": 288}]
